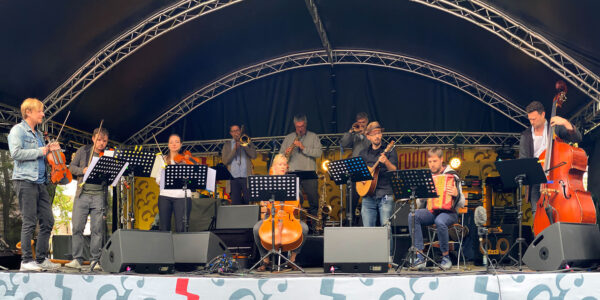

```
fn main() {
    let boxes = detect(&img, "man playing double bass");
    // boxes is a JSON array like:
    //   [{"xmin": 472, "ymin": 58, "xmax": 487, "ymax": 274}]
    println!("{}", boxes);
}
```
[{"xmin": 519, "ymin": 101, "xmax": 581, "ymax": 218}]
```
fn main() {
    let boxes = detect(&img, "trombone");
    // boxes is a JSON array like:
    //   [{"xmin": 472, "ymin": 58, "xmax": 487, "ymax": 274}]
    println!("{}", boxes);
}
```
[{"xmin": 239, "ymin": 125, "xmax": 251, "ymax": 147}]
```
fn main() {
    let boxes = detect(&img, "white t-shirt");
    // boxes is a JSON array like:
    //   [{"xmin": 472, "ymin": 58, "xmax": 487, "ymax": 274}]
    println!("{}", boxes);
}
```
[{"xmin": 532, "ymin": 121, "xmax": 548, "ymax": 158}]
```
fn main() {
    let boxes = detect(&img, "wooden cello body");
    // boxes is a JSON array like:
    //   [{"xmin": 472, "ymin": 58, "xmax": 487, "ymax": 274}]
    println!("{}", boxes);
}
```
[
  {"xmin": 532, "ymin": 81, "xmax": 597, "ymax": 236},
  {"xmin": 258, "ymin": 199, "xmax": 303, "ymax": 252}
]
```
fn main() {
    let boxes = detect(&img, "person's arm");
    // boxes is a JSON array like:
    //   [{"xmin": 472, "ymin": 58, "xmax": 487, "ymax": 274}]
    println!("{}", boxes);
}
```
[
  {"xmin": 7, "ymin": 127, "xmax": 44, "ymax": 161},
  {"xmin": 340, "ymin": 132, "xmax": 354, "ymax": 148},
  {"xmin": 518, "ymin": 131, "xmax": 531, "ymax": 159},
  {"xmin": 243, "ymin": 142, "xmax": 257, "ymax": 159},
  {"xmin": 280, "ymin": 135, "xmax": 292, "ymax": 155},
  {"xmin": 222, "ymin": 141, "xmax": 235, "ymax": 165},
  {"xmin": 301, "ymin": 133, "xmax": 323, "ymax": 158},
  {"xmin": 68, "ymin": 147, "xmax": 87, "ymax": 176}
]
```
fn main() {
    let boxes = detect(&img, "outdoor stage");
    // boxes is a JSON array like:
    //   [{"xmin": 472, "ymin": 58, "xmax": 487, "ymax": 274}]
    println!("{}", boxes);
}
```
[{"xmin": 1, "ymin": 266, "xmax": 599, "ymax": 299}]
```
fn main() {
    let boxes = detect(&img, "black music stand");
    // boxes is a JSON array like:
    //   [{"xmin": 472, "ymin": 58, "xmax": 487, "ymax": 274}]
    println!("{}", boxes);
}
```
[
  {"xmin": 113, "ymin": 148, "xmax": 157, "ymax": 229},
  {"xmin": 163, "ymin": 164, "xmax": 215, "ymax": 232},
  {"xmin": 247, "ymin": 175, "xmax": 304, "ymax": 273},
  {"xmin": 326, "ymin": 157, "xmax": 373, "ymax": 226},
  {"xmin": 388, "ymin": 169, "xmax": 441, "ymax": 271},
  {"xmin": 495, "ymin": 158, "xmax": 546, "ymax": 271},
  {"xmin": 83, "ymin": 156, "xmax": 128, "ymax": 272}
]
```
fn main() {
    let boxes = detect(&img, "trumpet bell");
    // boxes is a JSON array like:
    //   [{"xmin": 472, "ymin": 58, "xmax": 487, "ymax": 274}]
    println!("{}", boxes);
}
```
[{"xmin": 239, "ymin": 134, "xmax": 250, "ymax": 146}]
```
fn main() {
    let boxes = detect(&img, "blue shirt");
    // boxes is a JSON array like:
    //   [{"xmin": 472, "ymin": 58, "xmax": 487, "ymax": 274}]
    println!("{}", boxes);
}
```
[
  {"xmin": 229, "ymin": 139, "xmax": 248, "ymax": 178},
  {"xmin": 34, "ymin": 131, "xmax": 46, "ymax": 184}
]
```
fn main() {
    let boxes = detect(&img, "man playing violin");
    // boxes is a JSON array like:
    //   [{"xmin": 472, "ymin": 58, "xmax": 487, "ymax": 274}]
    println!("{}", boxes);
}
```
[
  {"xmin": 279, "ymin": 114, "xmax": 322, "ymax": 220},
  {"xmin": 65, "ymin": 127, "xmax": 109, "ymax": 271},
  {"xmin": 407, "ymin": 147, "xmax": 465, "ymax": 270},
  {"xmin": 155, "ymin": 134, "xmax": 193, "ymax": 232},
  {"xmin": 252, "ymin": 154, "xmax": 309, "ymax": 271},
  {"xmin": 222, "ymin": 124, "xmax": 257, "ymax": 205},
  {"xmin": 519, "ymin": 101, "xmax": 581, "ymax": 217},
  {"xmin": 8, "ymin": 98, "xmax": 61, "ymax": 271},
  {"xmin": 340, "ymin": 112, "xmax": 370, "ymax": 225}
]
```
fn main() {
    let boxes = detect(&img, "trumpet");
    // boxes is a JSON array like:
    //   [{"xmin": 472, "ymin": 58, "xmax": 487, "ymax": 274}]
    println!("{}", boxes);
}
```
[
  {"xmin": 239, "ymin": 134, "xmax": 250, "ymax": 147},
  {"xmin": 351, "ymin": 121, "xmax": 365, "ymax": 133}
]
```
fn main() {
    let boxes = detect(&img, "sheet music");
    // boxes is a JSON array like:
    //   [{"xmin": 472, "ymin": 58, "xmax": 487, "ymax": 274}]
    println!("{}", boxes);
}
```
[
  {"xmin": 159, "ymin": 168, "xmax": 165, "ymax": 190},
  {"xmin": 151, "ymin": 154, "xmax": 165, "ymax": 179},
  {"xmin": 296, "ymin": 177, "xmax": 300, "ymax": 200},
  {"xmin": 206, "ymin": 167, "xmax": 216, "ymax": 192},
  {"xmin": 82, "ymin": 156, "xmax": 100, "ymax": 184},
  {"xmin": 113, "ymin": 162, "xmax": 130, "ymax": 186}
]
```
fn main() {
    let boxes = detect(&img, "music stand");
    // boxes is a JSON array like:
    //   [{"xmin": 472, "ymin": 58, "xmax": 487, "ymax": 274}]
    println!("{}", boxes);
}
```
[
  {"xmin": 163, "ymin": 164, "xmax": 216, "ymax": 232},
  {"xmin": 247, "ymin": 175, "xmax": 304, "ymax": 273},
  {"xmin": 326, "ymin": 157, "xmax": 373, "ymax": 226},
  {"xmin": 495, "ymin": 158, "xmax": 546, "ymax": 271},
  {"xmin": 83, "ymin": 156, "xmax": 129, "ymax": 272},
  {"xmin": 388, "ymin": 169, "xmax": 441, "ymax": 270},
  {"xmin": 114, "ymin": 148, "xmax": 157, "ymax": 229}
]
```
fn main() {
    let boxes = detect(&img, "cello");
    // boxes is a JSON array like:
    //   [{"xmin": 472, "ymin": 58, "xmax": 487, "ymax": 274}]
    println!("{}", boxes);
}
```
[{"xmin": 532, "ymin": 81, "xmax": 596, "ymax": 236}]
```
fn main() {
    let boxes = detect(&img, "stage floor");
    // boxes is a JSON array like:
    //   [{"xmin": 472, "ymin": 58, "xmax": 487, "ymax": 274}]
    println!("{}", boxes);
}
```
[{"xmin": 1, "ymin": 264, "xmax": 599, "ymax": 299}]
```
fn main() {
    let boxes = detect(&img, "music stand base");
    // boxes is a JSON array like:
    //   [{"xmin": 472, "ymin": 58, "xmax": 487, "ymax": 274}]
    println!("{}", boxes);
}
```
[{"xmin": 249, "ymin": 250, "xmax": 305, "ymax": 273}]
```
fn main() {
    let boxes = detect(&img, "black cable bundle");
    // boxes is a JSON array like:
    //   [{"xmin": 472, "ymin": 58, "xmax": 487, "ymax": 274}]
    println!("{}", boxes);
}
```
[{"xmin": 205, "ymin": 254, "xmax": 241, "ymax": 274}]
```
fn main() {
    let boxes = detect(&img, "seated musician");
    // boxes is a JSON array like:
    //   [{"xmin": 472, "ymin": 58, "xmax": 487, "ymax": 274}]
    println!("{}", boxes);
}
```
[
  {"xmin": 252, "ymin": 154, "xmax": 309, "ymax": 271},
  {"xmin": 408, "ymin": 147, "xmax": 465, "ymax": 270}
]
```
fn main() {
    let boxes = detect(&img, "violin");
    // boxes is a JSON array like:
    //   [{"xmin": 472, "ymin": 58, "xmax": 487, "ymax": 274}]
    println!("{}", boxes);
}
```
[
  {"xmin": 173, "ymin": 150, "xmax": 201, "ymax": 165},
  {"xmin": 533, "ymin": 81, "xmax": 597, "ymax": 235},
  {"xmin": 44, "ymin": 111, "xmax": 73, "ymax": 185}
]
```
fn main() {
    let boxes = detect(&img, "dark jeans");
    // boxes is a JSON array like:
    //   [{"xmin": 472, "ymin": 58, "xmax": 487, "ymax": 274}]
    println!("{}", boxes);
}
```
[
  {"xmin": 72, "ymin": 193, "xmax": 104, "ymax": 262},
  {"xmin": 158, "ymin": 196, "xmax": 191, "ymax": 232},
  {"xmin": 14, "ymin": 180, "xmax": 54, "ymax": 263},
  {"xmin": 300, "ymin": 179, "xmax": 318, "ymax": 216},
  {"xmin": 252, "ymin": 220, "xmax": 309, "ymax": 257},
  {"xmin": 230, "ymin": 177, "xmax": 249, "ymax": 205},
  {"xmin": 408, "ymin": 209, "xmax": 458, "ymax": 254}
]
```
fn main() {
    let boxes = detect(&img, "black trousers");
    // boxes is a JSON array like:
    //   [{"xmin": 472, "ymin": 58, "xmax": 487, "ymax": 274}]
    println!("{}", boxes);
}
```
[
  {"xmin": 300, "ymin": 178, "xmax": 319, "ymax": 216},
  {"xmin": 158, "ymin": 196, "xmax": 191, "ymax": 232},
  {"xmin": 230, "ymin": 177, "xmax": 250, "ymax": 205}
]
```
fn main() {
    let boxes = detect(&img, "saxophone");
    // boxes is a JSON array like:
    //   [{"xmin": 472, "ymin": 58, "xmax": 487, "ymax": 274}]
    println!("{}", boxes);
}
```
[
  {"xmin": 315, "ymin": 175, "xmax": 332, "ymax": 233},
  {"xmin": 284, "ymin": 134, "xmax": 300, "ymax": 161}
]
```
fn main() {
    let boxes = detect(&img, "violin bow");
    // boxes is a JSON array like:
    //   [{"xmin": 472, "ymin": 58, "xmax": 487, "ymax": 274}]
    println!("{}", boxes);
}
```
[
  {"xmin": 85, "ymin": 119, "xmax": 104, "ymax": 168},
  {"xmin": 152, "ymin": 133, "xmax": 167, "ymax": 167}
]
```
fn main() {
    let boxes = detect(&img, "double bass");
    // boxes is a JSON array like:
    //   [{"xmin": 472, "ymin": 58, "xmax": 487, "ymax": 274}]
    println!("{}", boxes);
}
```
[{"xmin": 533, "ymin": 81, "xmax": 596, "ymax": 236}]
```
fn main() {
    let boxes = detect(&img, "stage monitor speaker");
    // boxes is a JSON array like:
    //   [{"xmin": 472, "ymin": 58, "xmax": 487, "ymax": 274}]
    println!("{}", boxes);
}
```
[
  {"xmin": 52, "ymin": 235, "xmax": 90, "ymax": 261},
  {"xmin": 324, "ymin": 227, "xmax": 389, "ymax": 273},
  {"xmin": 216, "ymin": 205, "xmax": 260, "ymax": 229},
  {"xmin": 172, "ymin": 232, "xmax": 229, "ymax": 270},
  {"xmin": 100, "ymin": 230, "xmax": 174, "ymax": 274},
  {"xmin": 523, "ymin": 222, "xmax": 600, "ymax": 271}
]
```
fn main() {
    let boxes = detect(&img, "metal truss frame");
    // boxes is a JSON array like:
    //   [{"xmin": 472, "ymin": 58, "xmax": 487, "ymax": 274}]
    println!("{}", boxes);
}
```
[
  {"xmin": 127, "ymin": 49, "xmax": 527, "ymax": 144},
  {"xmin": 304, "ymin": 0, "xmax": 333, "ymax": 64},
  {"xmin": 139, "ymin": 132, "xmax": 521, "ymax": 155},
  {"xmin": 41, "ymin": 0, "xmax": 243, "ymax": 121},
  {"xmin": 410, "ymin": 0, "xmax": 600, "ymax": 132}
]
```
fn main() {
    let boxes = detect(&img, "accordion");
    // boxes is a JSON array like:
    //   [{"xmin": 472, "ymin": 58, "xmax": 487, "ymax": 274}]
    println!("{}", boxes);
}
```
[{"xmin": 427, "ymin": 174, "xmax": 455, "ymax": 212}]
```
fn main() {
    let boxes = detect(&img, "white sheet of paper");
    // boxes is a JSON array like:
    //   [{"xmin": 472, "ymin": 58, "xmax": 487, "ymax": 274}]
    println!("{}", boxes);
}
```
[
  {"xmin": 206, "ymin": 167, "xmax": 216, "ymax": 192},
  {"xmin": 82, "ymin": 156, "xmax": 100, "ymax": 184},
  {"xmin": 112, "ymin": 162, "xmax": 129, "ymax": 186},
  {"xmin": 103, "ymin": 150, "xmax": 114, "ymax": 157},
  {"xmin": 296, "ymin": 177, "xmax": 300, "ymax": 200},
  {"xmin": 159, "ymin": 168, "xmax": 165, "ymax": 190},
  {"xmin": 151, "ymin": 154, "xmax": 165, "ymax": 180}
]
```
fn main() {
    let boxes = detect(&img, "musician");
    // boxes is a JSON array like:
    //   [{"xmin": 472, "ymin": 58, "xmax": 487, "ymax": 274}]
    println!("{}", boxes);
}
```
[
  {"xmin": 155, "ymin": 134, "xmax": 192, "ymax": 232},
  {"xmin": 65, "ymin": 127, "xmax": 109, "ymax": 271},
  {"xmin": 519, "ymin": 101, "xmax": 581, "ymax": 216},
  {"xmin": 252, "ymin": 154, "xmax": 309, "ymax": 271},
  {"xmin": 358, "ymin": 122, "xmax": 397, "ymax": 226},
  {"xmin": 341, "ymin": 112, "xmax": 370, "ymax": 225},
  {"xmin": 408, "ymin": 147, "xmax": 465, "ymax": 270},
  {"xmin": 222, "ymin": 124, "xmax": 257, "ymax": 205},
  {"xmin": 279, "ymin": 114, "xmax": 323, "ymax": 217},
  {"xmin": 7, "ymin": 98, "xmax": 60, "ymax": 271}
]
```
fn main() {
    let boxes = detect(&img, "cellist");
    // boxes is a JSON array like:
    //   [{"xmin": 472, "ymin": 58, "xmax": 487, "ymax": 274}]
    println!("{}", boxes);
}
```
[
  {"xmin": 518, "ymin": 101, "xmax": 582, "ymax": 218},
  {"xmin": 252, "ymin": 154, "xmax": 309, "ymax": 271},
  {"xmin": 66, "ymin": 127, "xmax": 109, "ymax": 271}
]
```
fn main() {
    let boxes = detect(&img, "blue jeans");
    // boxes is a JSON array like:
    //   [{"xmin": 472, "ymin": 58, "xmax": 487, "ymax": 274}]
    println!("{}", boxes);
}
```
[
  {"xmin": 361, "ymin": 194, "xmax": 394, "ymax": 255},
  {"xmin": 408, "ymin": 209, "xmax": 457, "ymax": 254}
]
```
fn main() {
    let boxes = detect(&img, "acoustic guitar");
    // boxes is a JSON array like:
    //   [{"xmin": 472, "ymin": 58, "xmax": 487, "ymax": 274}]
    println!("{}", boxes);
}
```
[{"xmin": 355, "ymin": 141, "xmax": 395, "ymax": 196}]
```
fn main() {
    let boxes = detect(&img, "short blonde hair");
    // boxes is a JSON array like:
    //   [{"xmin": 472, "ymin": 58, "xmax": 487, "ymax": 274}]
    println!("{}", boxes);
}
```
[
  {"xmin": 20, "ymin": 98, "xmax": 43, "ymax": 119},
  {"xmin": 269, "ymin": 154, "xmax": 288, "ymax": 175}
]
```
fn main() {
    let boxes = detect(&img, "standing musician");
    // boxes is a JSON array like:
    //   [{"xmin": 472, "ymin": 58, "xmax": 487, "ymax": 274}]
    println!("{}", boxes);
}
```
[
  {"xmin": 7, "ymin": 98, "xmax": 61, "ymax": 271},
  {"xmin": 222, "ymin": 124, "xmax": 257, "ymax": 205},
  {"xmin": 155, "ymin": 134, "xmax": 193, "ymax": 232},
  {"xmin": 279, "ymin": 114, "xmax": 323, "ymax": 218},
  {"xmin": 358, "ymin": 121, "xmax": 397, "ymax": 227},
  {"xmin": 65, "ymin": 127, "xmax": 109, "ymax": 271},
  {"xmin": 340, "ymin": 112, "xmax": 370, "ymax": 225},
  {"xmin": 519, "ymin": 101, "xmax": 581, "ymax": 217},
  {"xmin": 408, "ymin": 147, "xmax": 465, "ymax": 270},
  {"xmin": 252, "ymin": 154, "xmax": 309, "ymax": 271}
]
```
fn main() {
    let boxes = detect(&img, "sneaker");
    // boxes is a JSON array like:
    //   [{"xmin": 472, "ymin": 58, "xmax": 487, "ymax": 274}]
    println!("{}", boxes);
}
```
[
  {"xmin": 440, "ymin": 256, "xmax": 452, "ymax": 270},
  {"xmin": 91, "ymin": 261, "xmax": 102, "ymax": 271},
  {"xmin": 65, "ymin": 259, "xmax": 82, "ymax": 270},
  {"xmin": 412, "ymin": 256, "xmax": 426, "ymax": 270},
  {"xmin": 38, "ymin": 258, "xmax": 60, "ymax": 270},
  {"xmin": 20, "ymin": 261, "xmax": 42, "ymax": 272}
]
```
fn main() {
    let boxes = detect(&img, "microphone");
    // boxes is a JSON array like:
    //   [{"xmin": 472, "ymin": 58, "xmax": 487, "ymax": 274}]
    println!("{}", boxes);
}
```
[{"xmin": 474, "ymin": 206, "xmax": 488, "ymax": 268}]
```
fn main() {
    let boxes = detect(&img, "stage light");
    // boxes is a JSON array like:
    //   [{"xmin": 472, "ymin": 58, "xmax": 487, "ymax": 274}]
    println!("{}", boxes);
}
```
[
  {"xmin": 449, "ymin": 157, "xmax": 462, "ymax": 169},
  {"xmin": 322, "ymin": 160, "xmax": 330, "ymax": 171}
]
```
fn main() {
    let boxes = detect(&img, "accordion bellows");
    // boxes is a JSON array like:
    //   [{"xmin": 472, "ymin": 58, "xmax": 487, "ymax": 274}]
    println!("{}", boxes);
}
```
[{"xmin": 427, "ymin": 174, "xmax": 455, "ymax": 212}]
